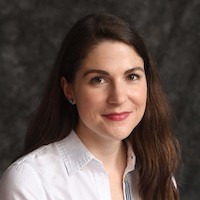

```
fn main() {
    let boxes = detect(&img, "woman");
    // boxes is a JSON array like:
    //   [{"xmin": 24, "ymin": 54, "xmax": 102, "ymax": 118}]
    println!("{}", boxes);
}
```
[{"xmin": 0, "ymin": 14, "xmax": 180, "ymax": 200}]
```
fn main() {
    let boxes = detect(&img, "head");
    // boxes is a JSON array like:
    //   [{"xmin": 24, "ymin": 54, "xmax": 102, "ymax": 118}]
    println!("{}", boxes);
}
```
[{"xmin": 58, "ymin": 14, "xmax": 152, "ymax": 133}]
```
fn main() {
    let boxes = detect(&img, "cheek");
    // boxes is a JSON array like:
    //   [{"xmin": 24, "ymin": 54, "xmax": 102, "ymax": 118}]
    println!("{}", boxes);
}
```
[
  {"xmin": 132, "ymin": 85, "xmax": 147, "ymax": 105},
  {"xmin": 75, "ymin": 90, "xmax": 104, "ymax": 112}
]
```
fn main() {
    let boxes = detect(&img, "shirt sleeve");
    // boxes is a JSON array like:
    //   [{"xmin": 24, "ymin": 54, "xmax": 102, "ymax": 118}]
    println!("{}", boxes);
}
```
[{"xmin": 0, "ymin": 162, "xmax": 45, "ymax": 200}]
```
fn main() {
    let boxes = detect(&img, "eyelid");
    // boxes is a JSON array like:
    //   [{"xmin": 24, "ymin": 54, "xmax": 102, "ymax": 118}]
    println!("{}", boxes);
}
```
[
  {"xmin": 126, "ymin": 72, "xmax": 142, "ymax": 81},
  {"xmin": 90, "ymin": 75, "xmax": 108, "ymax": 85},
  {"xmin": 124, "ymin": 67, "xmax": 144, "ymax": 75}
]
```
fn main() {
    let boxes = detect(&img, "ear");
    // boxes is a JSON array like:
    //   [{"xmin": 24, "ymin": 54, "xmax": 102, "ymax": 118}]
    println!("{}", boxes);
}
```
[{"xmin": 61, "ymin": 77, "xmax": 76, "ymax": 104}]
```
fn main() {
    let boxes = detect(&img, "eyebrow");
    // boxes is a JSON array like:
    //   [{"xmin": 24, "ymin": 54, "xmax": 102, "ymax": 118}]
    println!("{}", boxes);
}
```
[
  {"xmin": 83, "ymin": 69, "xmax": 109, "ymax": 77},
  {"xmin": 124, "ymin": 67, "xmax": 144, "ymax": 75},
  {"xmin": 83, "ymin": 67, "xmax": 144, "ymax": 77}
]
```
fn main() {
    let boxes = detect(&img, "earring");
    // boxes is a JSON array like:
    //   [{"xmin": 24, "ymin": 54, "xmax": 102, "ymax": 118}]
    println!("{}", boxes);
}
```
[{"xmin": 68, "ymin": 99, "xmax": 74, "ymax": 105}]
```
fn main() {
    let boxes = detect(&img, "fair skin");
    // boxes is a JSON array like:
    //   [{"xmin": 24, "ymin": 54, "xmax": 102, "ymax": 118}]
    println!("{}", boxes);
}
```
[{"xmin": 62, "ymin": 40, "xmax": 147, "ymax": 200}]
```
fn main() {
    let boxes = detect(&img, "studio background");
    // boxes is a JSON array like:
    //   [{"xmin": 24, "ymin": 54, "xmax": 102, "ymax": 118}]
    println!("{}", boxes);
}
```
[{"xmin": 0, "ymin": 0, "xmax": 199, "ymax": 199}]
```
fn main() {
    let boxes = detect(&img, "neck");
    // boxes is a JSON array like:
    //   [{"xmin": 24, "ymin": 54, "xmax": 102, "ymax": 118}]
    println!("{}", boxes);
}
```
[
  {"xmin": 75, "ymin": 129, "xmax": 127, "ymax": 173},
  {"xmin": 93, "ymin": 140, "xmax": 126, "ymax": 168}
]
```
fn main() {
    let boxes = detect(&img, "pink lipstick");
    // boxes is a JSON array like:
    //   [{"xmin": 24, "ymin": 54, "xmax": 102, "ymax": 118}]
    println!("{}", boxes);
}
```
[{"xmin": 102, "ymin": 112, "xmax": 131, "ymax": 121}]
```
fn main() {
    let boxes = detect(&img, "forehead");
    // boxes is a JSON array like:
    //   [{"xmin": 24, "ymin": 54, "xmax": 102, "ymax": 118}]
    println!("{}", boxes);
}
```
[{"xmin": 81, "ymin": 41, "xmax": 144, "ymax": 70}]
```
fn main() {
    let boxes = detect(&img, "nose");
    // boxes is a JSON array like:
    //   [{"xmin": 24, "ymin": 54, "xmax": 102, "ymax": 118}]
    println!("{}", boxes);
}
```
[{"xmin": 107, "ymin": 82, "xmax": 127, "ymax": 105}]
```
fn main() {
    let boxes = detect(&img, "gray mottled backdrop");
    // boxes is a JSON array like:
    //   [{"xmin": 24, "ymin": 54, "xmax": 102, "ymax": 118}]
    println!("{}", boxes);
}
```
[{"xmin": 0, "ymin": 0, "xmax": 199, "ymax": 199}]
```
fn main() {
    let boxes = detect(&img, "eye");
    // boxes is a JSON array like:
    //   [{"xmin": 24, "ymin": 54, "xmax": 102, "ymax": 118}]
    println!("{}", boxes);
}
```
[
  {"xmin": 90, "ymin": 76, "xmax": 106, "ymax": 85},
  {"xmin": 127, "ymin": 74, "xmax": 140, "ymax": 81}
]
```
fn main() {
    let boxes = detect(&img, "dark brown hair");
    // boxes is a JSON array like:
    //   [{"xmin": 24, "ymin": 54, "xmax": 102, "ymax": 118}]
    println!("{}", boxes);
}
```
[{"xmin": 24, "ymin": 14, "xmax": 180, "ymax": 199}]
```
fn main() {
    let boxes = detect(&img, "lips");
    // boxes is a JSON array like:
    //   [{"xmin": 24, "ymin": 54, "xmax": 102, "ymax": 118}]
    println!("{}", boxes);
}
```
[{"xmin": 102, "ymin": 112, "xmax": 131, "ymax": 121}]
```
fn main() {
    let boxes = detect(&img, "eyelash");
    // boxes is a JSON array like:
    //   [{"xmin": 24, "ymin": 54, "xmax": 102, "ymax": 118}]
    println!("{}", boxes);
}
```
[
  {"xmin": 90, "ymin": 76, "xmax": 106, "ymax": 85},
  {"xmin": 127, "ymin": 73, "xmax": 141, "ymax": 81}
]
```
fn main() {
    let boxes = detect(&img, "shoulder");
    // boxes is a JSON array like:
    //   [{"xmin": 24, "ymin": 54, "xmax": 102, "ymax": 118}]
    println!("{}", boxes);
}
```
[
  {"xmin": 0, "ymin": 159, "xmax": 44, "ymax": 199},
  {"xmin": 0, "ymin": 141, "xmax": 63, "ymax": 199}
]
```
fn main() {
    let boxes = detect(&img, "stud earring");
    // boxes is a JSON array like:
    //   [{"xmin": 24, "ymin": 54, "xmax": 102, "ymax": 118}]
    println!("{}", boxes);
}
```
[{"xmin": 68, "ymin": 99, "xmax": 74, "ymax": 105}]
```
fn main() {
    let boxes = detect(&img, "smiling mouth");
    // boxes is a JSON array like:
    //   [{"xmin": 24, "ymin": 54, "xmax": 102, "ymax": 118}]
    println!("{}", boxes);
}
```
[{"xmin": 102, "ymin": 112, "xmax": 131, "ymax": 121}]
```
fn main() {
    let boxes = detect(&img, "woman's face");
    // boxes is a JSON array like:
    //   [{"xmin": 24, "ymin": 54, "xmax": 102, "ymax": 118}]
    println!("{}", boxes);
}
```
[{"xmin": 64, "ymin": 41, "xmax": 147, "ymax": 142}]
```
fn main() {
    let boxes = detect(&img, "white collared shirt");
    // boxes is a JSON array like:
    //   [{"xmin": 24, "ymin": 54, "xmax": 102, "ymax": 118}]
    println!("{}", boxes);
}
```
[{"xmin": 0, "ymin": 130, "xmax": 141, "ymax": 200}]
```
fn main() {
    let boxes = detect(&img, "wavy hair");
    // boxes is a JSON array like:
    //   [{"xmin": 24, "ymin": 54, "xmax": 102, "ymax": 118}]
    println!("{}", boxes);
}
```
[{"xmin": 24, "ymin": 14, "xmax": 180, "ymax": 199}]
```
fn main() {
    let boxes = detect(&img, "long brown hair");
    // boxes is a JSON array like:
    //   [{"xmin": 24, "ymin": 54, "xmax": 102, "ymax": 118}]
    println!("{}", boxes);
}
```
[{"xmin": 24, "ymin": 14, "xmax": 180, "ymax": 199}]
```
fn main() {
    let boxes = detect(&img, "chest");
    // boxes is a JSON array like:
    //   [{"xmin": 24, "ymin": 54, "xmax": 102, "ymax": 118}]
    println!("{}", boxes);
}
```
[{"xmin": 40, "ymin": 167, "xmax": 141, "ymax": 200}]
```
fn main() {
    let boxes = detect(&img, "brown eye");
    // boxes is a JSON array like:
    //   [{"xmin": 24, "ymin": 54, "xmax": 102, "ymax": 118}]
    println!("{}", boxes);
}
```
[
  {"xmin": 128, "ymin": 74, "xmax": 139, "ymax": 81},
  {"xmin": 90, "ymin": 76, "xmax": 106, "ymax": 84}
]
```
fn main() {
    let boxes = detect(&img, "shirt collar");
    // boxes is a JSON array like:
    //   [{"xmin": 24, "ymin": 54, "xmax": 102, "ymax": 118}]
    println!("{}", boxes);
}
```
[
  {"xmin": 57, "ymin": 130, "xmax": 137, "ymax": 176},
  {"xmin": 124, "ymin": 141, "xmax": 136, "ymax": 174},
  {"xmin": 58, "ymin": 130, "xmax": 95, "ymax": 176}
]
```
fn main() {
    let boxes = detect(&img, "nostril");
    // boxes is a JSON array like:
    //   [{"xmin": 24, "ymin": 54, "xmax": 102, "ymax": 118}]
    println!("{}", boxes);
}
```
[{"xmin": 107, "ymin": 89, "xmax": 127, "ymax": 104}]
